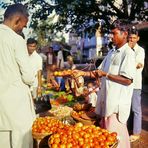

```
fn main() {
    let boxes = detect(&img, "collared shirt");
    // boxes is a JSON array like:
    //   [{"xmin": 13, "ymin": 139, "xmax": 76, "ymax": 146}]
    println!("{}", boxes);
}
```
[
  {"xmin": 95, "ymin": 43, "xmax": 136, "ymax": 124},
  {"xmin": 0, "ymin": 24, "xmax": 35, "ymax": 93},
  {"xmin": 133, "ymin": 44, "xmax": 145, "ymax": 89},
  {"xmin": 29, "ymin": 51, "xmax": 42, "ymax": 88}
]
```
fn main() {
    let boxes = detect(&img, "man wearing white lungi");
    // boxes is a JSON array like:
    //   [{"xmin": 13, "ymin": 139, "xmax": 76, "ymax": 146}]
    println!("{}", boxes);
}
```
[
  {"xmin": 95, "ymin": 20, "xmax": 136, "ymax": 148},
  {"xmin": 0, "ymin": 4, "xmax": 36, "ymax": 148}
]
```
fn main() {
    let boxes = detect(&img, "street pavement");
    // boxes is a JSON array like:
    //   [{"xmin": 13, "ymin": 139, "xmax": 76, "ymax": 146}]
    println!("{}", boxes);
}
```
[{"xmin": 131, "ymin": 85, "xmax": 148, "ymax": 148}]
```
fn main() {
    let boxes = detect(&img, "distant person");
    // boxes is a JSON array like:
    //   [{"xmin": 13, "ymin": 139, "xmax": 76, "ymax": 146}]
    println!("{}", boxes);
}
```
[
  {"xmin": 38, "ymin": 47, "xmax": 47, "ymax": 76},
  {"xmin": 47, "ymin": 46, "xmax": 56, "ymax": 66},
  {"xmin": 57, "ymin": 47, "xmax": 64, "ymax": 69},
  {"xmin": 47, "ymin": 64, "xmax": 61, "ymax": 91},
  {"xmin": 65, "ymin": 55, "xmax": 76, "ymax": 69},
  {"xmin": 127, "ymin": 26, "xmax": 145, "ymax": 142},
  {"xmin": 85, "ymin": 82, "xmax": 98, "ymax": 108},
  {"xmin": 27, "ymin": 38, "xmax": 43, "ymax": 99},
  {"xmin": 0, "ymin": 4, "xmax": 36, "ymax": 148}
]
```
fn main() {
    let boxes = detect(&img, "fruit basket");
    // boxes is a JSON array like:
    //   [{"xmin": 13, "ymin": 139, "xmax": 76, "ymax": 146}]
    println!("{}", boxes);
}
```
[
  {"xmin": 110, "ymin": 140, "xmax": 119, "ymax": 148},
  {"xmin": 32, "ymin": 132, "xmax": 52, "ymax": 141},
  {"xmin": 71, "ymin": 111, "xmax": 96, "ymax": 125},
  {"xmin": 73, "ymin": 102, "xmax": 92, "ymax": 111},
  {"xmin": 48, "ymin": 122, "xmax": 118, "ymax": 148}
]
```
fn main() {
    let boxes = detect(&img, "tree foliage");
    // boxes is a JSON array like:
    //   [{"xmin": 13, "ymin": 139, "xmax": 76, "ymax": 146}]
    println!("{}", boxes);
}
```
[{"xmin": 1, "ymin": 0, "xmax": 148, "ymax": 35}]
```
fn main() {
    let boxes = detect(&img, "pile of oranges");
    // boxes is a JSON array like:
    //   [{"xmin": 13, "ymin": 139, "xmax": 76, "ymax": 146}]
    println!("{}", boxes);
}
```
[
  {"xmin": 49, "ymin": 122, "xmax": 117, "ymax": 148},
  {"xmin": 32, "ymin": 117, "xmax": 118, "ymax": 148}
]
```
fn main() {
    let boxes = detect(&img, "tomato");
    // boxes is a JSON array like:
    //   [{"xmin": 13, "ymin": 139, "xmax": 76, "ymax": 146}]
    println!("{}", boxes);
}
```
[
  {"xmin": 51, "ymin": 143, "xmax": 58, "ymax": 148},
  {"xmin": 59, "ymin": 144, "xmax": 66, "ymax": 148},
  {"xmin": 111, "ymin": 132, "xmax": 118, "ymax": 137},
  {"xmin": 53, "ymin": 137, "xmax": 60, "ymax": 144}
]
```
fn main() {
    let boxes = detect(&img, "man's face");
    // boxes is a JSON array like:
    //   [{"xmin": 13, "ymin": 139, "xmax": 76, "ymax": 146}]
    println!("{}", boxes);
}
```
[
  {"xmin": 128, "ymin": 34, "xmax": 139, "ymax": 48},
  {"xmin": 14, "ymin": 15, "xmax": 28, "ymax": 34},
  {"xmin": 111, "ymin": 28, "xmax": 127, "ymax": 48},
  {"xmin": 27, "ymin": 43, "xmax": 37, "ymax": 55}
]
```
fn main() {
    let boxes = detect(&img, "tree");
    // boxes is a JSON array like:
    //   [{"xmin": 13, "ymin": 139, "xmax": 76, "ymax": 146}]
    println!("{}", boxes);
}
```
[{"xmin": 1, "ymin": 0, "xmax": 148, "ymax": 35}]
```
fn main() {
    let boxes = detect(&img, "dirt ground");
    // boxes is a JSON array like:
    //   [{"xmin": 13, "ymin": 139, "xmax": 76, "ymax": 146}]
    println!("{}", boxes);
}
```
[{"xmin": 131, "ymin": 91, "xmax": 148, "ymax": 148}]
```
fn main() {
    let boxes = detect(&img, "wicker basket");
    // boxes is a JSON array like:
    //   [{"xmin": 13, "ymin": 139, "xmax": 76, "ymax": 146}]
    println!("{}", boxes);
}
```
[
  {"xmin": 32, "ymin": 132, "xmax": 51, "ymax": 141},
  {"xmin": 71, "ymin": 112, "xmax": 96, "ymax": 125},
  {"xmin": 110, "ymin": 140, "xmax": 119, "ymax": 148}
]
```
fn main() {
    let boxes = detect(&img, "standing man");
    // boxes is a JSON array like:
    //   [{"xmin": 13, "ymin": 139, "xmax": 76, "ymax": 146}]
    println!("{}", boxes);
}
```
[
  {"xmin": 0, "ymin": 4, "xmax": 36, "ymax": 148},
  {"xmin": 57, "ymin": 47, "xmax": 64, "ymax": 69},
  {"xmin": 74, "ymin": 19, "xmax": 136, "ymax": 147},
  {"xmin": 27, "ymin": 38, "xmax": 43, "ymax": 99},
  {"xmin": 128, "ymin": 26, "xmax": 145, "ymax": 142},
  {"xmin": 95, "ymin": 20, "xmax": 136, "ymax": 147}
]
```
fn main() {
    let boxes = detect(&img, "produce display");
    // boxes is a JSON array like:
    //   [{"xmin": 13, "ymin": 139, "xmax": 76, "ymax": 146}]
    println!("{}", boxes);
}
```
[
  {"xmin": 73, "ymin": 102, "xmax": 92, "ymax": 111},
  {"xmin": 32, "ymin": 78, "xmax": 118, "ymax": 148},
  {"xmin": 53, "ymin": 69, "xmax": 73, "ymax": 77},
  {"xmin": 48, "ymin": 106, "xmax": 73, "ymax": 120},
  {"xmin": 48, "ymin": 122, "xmax": 118, "ymax": 148},
  {"xmin": 32, "ymin": 117, "xmax": 65, "ymax": 134},
  {"xmin": 32, "ymin": 117, "xmax": 118, "ymax": 148}
]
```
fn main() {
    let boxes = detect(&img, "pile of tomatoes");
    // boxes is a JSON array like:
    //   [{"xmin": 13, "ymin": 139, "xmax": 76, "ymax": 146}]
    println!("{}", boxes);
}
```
[
  {"xmin": 32, "ymin": 117, "xmax": 117, "ymax": 148},
  {"xmin": 49, "ymin": 122, "xmax": 117, "ymax": 148},
  {"xmin": 32, "ymin": 117, "xmax": 68, "ymax": 134}
]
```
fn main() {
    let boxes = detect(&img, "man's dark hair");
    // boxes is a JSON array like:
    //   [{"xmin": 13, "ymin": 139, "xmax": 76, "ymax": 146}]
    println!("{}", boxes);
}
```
[
  {"xmin": 128, "ymin": 26, "xmax": 139, "ymax": 36},
  {"xmin": 110, "ymin": 19, "xmax": 130, "ymax": 32},
  {"xmin": 4, "ymin": 3, "xmax": 29, "ymax": 20},
  {"xmin": 27, "ymin": 38, "xmax": 37, "ymax": 45}
]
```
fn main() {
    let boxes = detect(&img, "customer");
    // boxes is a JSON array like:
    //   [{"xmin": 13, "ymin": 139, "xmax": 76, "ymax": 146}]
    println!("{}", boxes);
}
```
[
  {"xmin": 74, "ymin": 19, "xmax": 136, "ymax": 147},
  {"xmin": 128, "ymin": 26, "xmax": 145, "ymax": 142},
  {"xmin": 65, "ymin": 55, "xmax": 84, "ymax": 96},
  {"xmin": 0, "ymin": 3, "xmax": 36, "ymax": 148},
  {"xmin": 27, "ymin": 38, "xmax": 43, "ymax": 99}
]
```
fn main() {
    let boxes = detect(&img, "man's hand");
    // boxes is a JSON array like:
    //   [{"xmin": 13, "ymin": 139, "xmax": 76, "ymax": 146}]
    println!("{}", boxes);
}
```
[
  {"xmin": 92, "ymin": 69, "xmax": 107, "ymax": 78},
  {"xmin": 72, "ymin": 69, "xmax": 85, "ymax": 78},
  {"xmin": 136, "ymin": 63, "xmax": 143, "ymax": 69}
]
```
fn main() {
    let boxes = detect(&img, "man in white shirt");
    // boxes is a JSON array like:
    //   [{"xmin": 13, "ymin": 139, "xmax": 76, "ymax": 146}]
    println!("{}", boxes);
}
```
[
  {"xmin": 57, "ymin": 47, "xmax": 64, "ymax": 69},
  {"xmin": 27, "ymin": 38, "xmax": 43, "ymax": 99},
  {"xmin": 128, "ymin": 27, "xmax": 145, "ymax": 142},
  {"xmin": 0, "ymin": 4, "xmax": 36, "ymax": 148},
  {"xmin": 95, "ymin": 20, "xmax": 136, "ymax": 148},
  {"xmin": 75, "ymin": 19, "xmax": 136, "ymax": 148}
]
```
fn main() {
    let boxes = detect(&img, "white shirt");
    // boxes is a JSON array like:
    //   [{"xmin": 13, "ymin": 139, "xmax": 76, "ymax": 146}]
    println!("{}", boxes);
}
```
[
  {"xmin": 88, "ymin": 90, "xmax": 97, "ymax": 107},
  {"xmin": 29, "ymin": 51, "xmax": 42, "ymax": 88},
  {"xmin": 39, "ymin": 53, "xmax": 47, "ymax": 63},
  {"xmin": 47, "ymin": 53, "xmax": 53, "ymax": 65},
  {"xmin": 95, "ymin": 43, "xmax": 136, "ymax": 124},
  {"xmin": 57, "ymin": 50, "xmax": 64, "ymax": 69},
  {"xmin": 0, "ymin": 24, "xmax": 35, "ymax": 131},
  {"xmin": 133, "ymin": 44, "xmax": 145, "ymax": 89}
]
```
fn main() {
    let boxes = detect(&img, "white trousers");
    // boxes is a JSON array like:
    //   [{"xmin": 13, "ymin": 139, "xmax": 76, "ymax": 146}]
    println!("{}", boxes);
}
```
[{"xmin": 0, "ymin": 130, "xmax": 33, "ymax": 148}]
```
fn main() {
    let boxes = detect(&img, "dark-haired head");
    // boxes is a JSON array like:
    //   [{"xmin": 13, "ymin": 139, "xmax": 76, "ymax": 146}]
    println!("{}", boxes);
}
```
[
  {"xmin": 4, "ymin": 3, "xmax": 28, "ymax": 20},
  {"xmin": 27, "ymin": 38, "xmax": 37, "ymax": 45},
  {"xmin": 110, "ymin": 19, "xmax": 129, "ymax": 32},
  {"xmin": 128, "ymin": 26, "xmax": 139, "ymax": 36}
]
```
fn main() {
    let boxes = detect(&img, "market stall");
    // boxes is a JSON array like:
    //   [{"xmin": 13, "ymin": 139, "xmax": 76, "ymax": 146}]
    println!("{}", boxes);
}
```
[{"xmin": 32, "ymin": 70, "xmax": 119, "ymax": 148}]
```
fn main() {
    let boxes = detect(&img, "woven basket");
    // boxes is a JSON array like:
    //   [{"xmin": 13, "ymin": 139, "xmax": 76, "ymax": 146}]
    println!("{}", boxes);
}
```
[
  {"xmin": 71, "ymin": 112, "xmax": 96, "ymax": 125},
  {"xmin": 32, "ymin": 132, "xmax": 51, "ymax": 141}
]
